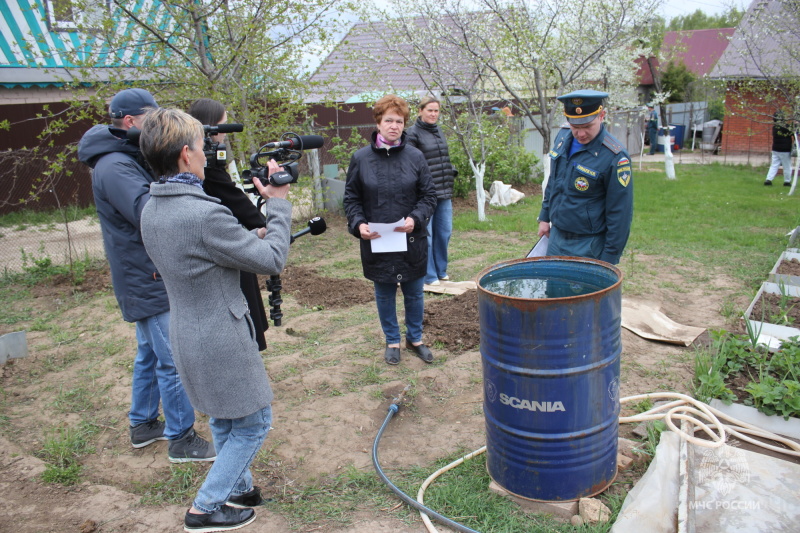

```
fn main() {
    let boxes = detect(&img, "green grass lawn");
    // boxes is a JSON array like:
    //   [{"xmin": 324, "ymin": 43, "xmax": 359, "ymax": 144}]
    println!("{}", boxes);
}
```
[{"xmin": 453, "ymin": 162, "xmax": 800, "ymax": 289}]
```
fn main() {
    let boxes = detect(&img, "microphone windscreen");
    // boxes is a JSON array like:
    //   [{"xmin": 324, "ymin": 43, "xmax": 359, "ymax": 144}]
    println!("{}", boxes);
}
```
[
  {"xmin": 294, "ymin": 135, "xmax": 324, "ymax": 150},
  {"xmin": 215, "ymin": 123, "xmax": 244, "ymax": 133},
  {"xmin": 308, "ymin": 217, "xmax": 327, "ymax": 235}
]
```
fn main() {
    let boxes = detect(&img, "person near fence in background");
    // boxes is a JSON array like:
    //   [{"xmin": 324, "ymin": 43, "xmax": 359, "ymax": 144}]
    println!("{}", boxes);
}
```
[
  {"xmin": 645, "ymin": 103, "xmax": 659, "ymax": 155},
  {"xmin": 139, "ymin": 107, "xmax": 292, "ymax": 532},
  {"xmin": 344, "ymin": 94, "xmax": 438, "ymax": 366},
  {"xmin": 406, "ymin": 96, "xmax": 457, "ymax": 286},
  {"xmin": 765, "ymin": 111, "xmax": 794, "ymax": 187},
  {"xmin": 188, "ymin": 98, "xmax": 269, "ymax": 351},
  {"xmin": 537, "ymin": 89, "xmax": 633, "ymax": 265},
  {"xmin": 77, "ymin": 88, "xmax": 216, "ymax": 464}
]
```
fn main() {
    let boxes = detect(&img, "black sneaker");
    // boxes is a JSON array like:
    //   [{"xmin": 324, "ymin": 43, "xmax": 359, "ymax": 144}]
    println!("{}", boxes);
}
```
[
  {"xmin": 184, "ymin": 505, "xmax": 255, "ymax": 532},
  {"xmin": 169, "ymin": 428, "xmax": 217, "ymax": 463},
  {"xmin": 765, "ymin": 180, "xmax": 773, "ymax": 185},
  {"xmin": 785, "ymin": 181, "xmax": 792, "ymax": 187},
  {"xmin": 227, "ymin": 486, "xmax": 266, "ymax": 508},
  {"xmin": 130, "ymin": 419, "xmax": 168, "ymax": 449}
]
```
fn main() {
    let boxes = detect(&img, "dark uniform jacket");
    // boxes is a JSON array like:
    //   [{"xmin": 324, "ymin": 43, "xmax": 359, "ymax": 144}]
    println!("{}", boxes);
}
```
[
  {"xmin": 202, "ymin": 166, "xmax": 270, "ymax": 351},
  {"xmin": 78, "ymin": 124, "xmax": 168, "ymax": 323},
  {"xmin": 538, "ymin": 124, "xmax": 634, "ymax": 265},
  {"xmin": 405, "ymin": 118, "xmax": 456, "ymax": 199},
  {"xmin": 343, "ymin": 131, "xmax": 437, "ymax": 284}
]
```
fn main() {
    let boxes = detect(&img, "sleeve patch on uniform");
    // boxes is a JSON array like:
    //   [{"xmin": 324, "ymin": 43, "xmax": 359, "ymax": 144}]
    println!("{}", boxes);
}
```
[
  {"xmin": 618, "ymin": 157, "xmax": 629, "ymax": 166},
  {"xmin": 617, "ymin": 166, "xmax": 631, "ymax": 187},
  {"xmin": 549, "ymin": 150, "xmax": 559, "ymax": 159}
]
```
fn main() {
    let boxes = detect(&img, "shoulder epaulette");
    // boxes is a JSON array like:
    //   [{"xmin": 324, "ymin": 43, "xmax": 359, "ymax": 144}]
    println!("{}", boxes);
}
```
[{"xmin": 602, "ymin": 134, "xmax": 623, "ymax": 154}]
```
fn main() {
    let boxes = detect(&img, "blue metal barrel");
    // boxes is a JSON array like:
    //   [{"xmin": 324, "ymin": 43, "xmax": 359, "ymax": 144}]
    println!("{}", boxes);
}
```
[{"xmin": 477, "ymin": 257, "xmax": 622, "ymax": 501}]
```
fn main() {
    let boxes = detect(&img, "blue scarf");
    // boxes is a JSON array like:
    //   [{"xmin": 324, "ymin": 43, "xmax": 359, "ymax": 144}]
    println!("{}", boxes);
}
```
[{"xmin": 160, "ymin": 172, "xmax": 203, "ymax": 189}]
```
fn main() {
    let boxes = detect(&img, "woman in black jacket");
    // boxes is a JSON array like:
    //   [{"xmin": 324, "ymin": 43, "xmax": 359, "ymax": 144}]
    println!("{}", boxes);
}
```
[
  {"xmin": 406, "ymin": 96, "xmax": 456, "ymax": 285},
  {"xmin": 188, "ymin": 98, "xmax": 270, "ymax": 350},
  {"xmin": 344, "ymin": 94, "xmax": 438, "ymax": 365}
]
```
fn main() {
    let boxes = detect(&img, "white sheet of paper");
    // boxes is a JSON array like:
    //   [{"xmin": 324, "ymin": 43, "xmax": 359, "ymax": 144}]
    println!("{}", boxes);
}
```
[
  {"xmin": 526, "ymin": 235, "xmax": 549, "ymax": 258},
  {"xmin": 369, "ymin": 218, "xmax": 407, "ymax": 253}
]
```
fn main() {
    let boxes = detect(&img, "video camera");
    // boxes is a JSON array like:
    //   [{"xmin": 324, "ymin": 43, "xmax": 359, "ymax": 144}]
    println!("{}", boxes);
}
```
[
  {"xmin": 203, "ymin": 123, "xmax": 244, "ymax": 169},
  {"xmin": 241, "ymin": 133, "xmax": 324, "ymax": 189},
  {"xmin": 125, "ymin": 123, "xmax": 244, "ymax": 171}
]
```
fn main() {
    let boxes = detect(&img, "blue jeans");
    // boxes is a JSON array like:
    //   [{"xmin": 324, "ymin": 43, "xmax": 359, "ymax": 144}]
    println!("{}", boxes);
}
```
[
  {"xmin": 424, "ymin": 199, "xmax": 453, "ymax": 284},
  {"xmin": 374, "ymin": 277, "xmax": 425, "ymax": 345},
  {"xmin": 648, "ymin": 125, "xmax": 659, "ymax": 154},
  {"xmin": 193, "ymin": 405, "xmax": 272, "ymax": 513},
  {"xmin": 131, "ymin": 311, "xmax": 195, "ymax": 439}
]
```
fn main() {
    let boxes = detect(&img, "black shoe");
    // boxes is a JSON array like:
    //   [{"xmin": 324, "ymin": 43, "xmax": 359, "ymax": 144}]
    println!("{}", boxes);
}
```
[
  {"xmin": 785, "ymin": 181, "xmax": 792, "ymax": 187},
  {"xmin": 184, "ymin": 505, "xmax": 255, "ymax": 532},
  {"xmin": 384, "ymin": 346, "xmax": 400, "ymax": 365},
  {"xmin": 765, "ymin": 180, "xmax": 773, "ymax": 185},
  {"xmin": 169, "ymin": 428, "xmax": 217, "ymax": 463},
  {"xmin": 227, "ymin": 487, "xmax": 269, "ymax": 509},
  {"xmin": 130, "ymin": 419, "xmax": 167, "ymax": 449},
  {"xmin": 405, "ymin": 340, "xmax": 434, "ymax": 363}
]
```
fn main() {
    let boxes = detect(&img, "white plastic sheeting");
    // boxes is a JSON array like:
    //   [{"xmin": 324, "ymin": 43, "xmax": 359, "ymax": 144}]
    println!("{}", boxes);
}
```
[{"xmin": 488, "ymin": 181, "xmax": 525, "ymax": 207}]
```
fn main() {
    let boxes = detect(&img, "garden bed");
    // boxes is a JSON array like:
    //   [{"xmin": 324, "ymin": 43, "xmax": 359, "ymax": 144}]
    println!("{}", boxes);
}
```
[
  {"xmin": 697, "ymin": 331, "xmax": 800, "ymax": 423},
  {"xmin": 744, "ymin": 281, "xmax": 800, "ymax": 343},
  {"xmin": 768, "ymin": 251, "xmax": 800, "ymax": 286}
]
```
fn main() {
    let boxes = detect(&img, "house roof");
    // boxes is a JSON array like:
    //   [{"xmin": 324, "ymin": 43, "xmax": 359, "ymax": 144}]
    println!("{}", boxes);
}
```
[
  {"xmin": 0, "ymin": 0, "xmax": 168, "ymax": 88},
  {"xmin": 710, "ymin": 0, "xmax": 800, "ymax": 80},
  {"xmin": 663, "ymin": 28, "xmax": 735, "ymax": 76},
  {"xmin": 637, "ymin": 28, "xmax": 734, "ymax": 85},
  {"xmin": 306, "ymin": 17, "xmax": 478, "ymax": 104}
]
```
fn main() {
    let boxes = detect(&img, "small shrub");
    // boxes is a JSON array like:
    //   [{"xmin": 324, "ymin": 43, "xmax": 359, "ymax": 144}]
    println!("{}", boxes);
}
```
[
  {"xmin": 327, "ymin": 127, "xmax": 368, "ymax": 173},
  {"xmin": 448, "ymin": 114, "xmax": 540, "ymax": 198}
]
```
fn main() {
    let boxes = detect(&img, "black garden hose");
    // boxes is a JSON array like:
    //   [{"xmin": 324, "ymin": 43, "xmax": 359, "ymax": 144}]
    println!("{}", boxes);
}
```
[{"xmin": 371, "ymin": 402, "xmax": 482, "ymax": 533}]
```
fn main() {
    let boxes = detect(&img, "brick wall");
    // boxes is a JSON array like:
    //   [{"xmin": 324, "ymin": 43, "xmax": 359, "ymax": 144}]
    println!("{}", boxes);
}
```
[{"xmin": 721, "ymin": 82, "xmax": 791, "ymax": 154}]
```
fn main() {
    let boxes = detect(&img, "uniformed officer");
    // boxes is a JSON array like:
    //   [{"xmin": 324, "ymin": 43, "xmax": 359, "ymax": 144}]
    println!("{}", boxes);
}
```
[
  {"xmin": 537, "ymin": 89, "xmax": 633, "ymax": 265},
  {"xmin": 645, "ymin": 103, "xmax": 659, "ymax": 155}
]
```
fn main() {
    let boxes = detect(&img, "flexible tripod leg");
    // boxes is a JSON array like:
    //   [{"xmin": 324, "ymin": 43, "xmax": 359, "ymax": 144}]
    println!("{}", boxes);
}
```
[{"xmin": 265, "ymin": 274, "xmax": 283, "ymax": 326}]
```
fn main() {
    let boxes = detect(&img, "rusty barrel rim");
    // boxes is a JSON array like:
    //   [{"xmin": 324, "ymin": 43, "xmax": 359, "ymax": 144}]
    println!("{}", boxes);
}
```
[{"xmin": 476, "ymin": 256, "xmax": 623, "ymax": 301}]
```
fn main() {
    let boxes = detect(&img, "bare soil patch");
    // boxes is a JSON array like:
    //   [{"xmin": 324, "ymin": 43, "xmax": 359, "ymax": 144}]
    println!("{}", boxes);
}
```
[
  {"xmin": 777, "ymin": 257, "xmax": 800, "ymax": 276},
  {"xmin": 750, "ymin": 292, "xmax": 800, "ymax": 325},
  {"xmin": 0, "ymin": 189, "xmax": 749, "ymax": 533}
]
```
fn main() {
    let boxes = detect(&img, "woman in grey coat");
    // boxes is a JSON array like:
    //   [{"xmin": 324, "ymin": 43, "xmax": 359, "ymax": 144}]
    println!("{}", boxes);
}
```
[{"xmin": 139, "ymin": 108, "xmax": 292, "ymax": 533}]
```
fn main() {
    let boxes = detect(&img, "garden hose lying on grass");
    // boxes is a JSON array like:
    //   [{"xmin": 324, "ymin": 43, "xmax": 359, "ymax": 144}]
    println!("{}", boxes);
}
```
[
  {"xmin": 373, "ymin": 391, "xmax": 800, "ymax": 533},
  {"xmin": 372, "ymin": 401, "xmax": 482, "ymax": 533}
]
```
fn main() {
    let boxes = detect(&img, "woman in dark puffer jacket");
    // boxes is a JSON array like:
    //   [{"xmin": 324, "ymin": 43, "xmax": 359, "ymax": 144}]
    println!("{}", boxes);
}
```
[{"xmin": 406, "ymin": 96, "xmax": 457, "ymax": 286}]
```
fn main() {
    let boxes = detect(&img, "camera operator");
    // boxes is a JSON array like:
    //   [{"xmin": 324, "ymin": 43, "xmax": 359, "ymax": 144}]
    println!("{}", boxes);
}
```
[
  {"xmin": 77, "ymin": 88, "xmax": 215, "ymax": 463},
  {"xmin": 139, "ymin": 107, "xmax": 291, "ymax": 532},
  {"xmin": 188, "ymin": 98, "xmax": 269, "ymax": 351}
]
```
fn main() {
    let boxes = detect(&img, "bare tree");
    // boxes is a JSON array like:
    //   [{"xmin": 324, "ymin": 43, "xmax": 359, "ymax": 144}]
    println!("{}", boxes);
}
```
[
  {"xmin": 353, "ymin": 0, "xmax": 659, "ymax": 190},
  {"xmin": 346, "ymin": 11, "xmax": 511, "ymax": 220},
  {"xmin": 33, "ymin": 0, "xmax": 346, "ymax": 160}
]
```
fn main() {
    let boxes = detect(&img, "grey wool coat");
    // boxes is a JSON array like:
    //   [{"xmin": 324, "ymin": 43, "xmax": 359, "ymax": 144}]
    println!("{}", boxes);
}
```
[{"xmin": 141, "ymin": 182, "xmax": 292, "ymax": 419}]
